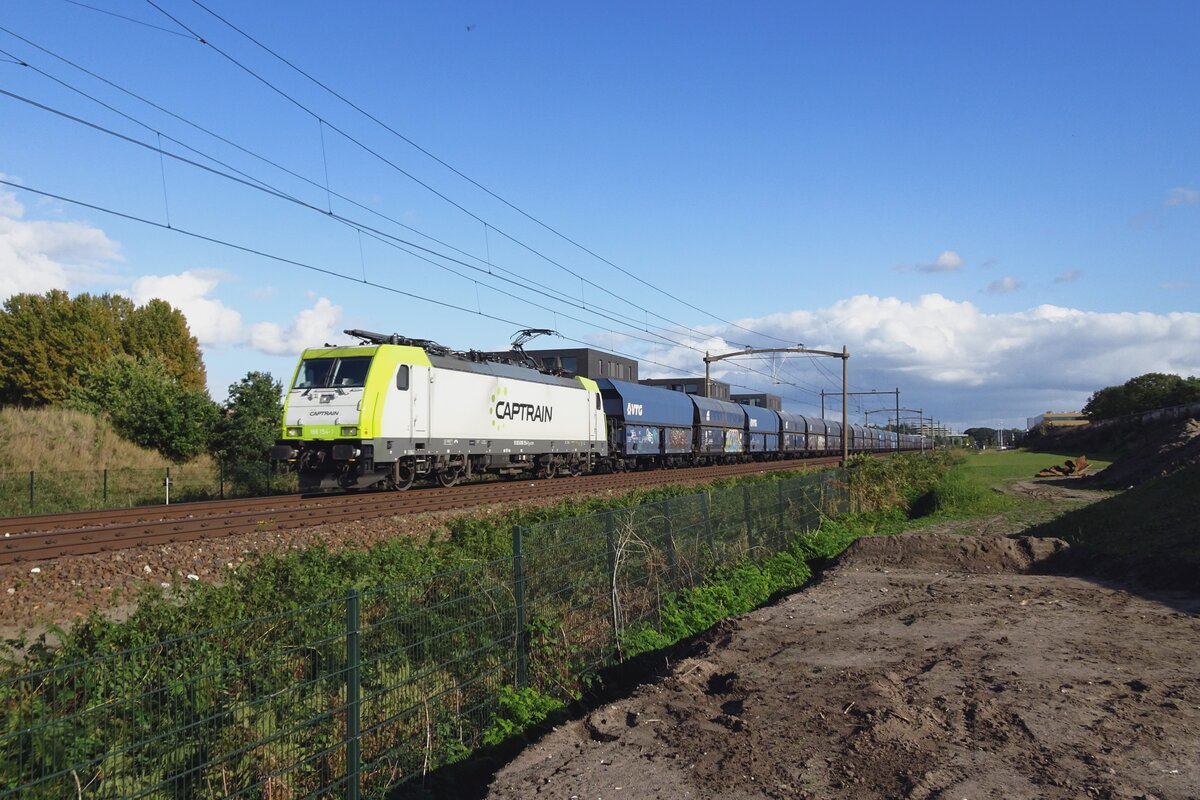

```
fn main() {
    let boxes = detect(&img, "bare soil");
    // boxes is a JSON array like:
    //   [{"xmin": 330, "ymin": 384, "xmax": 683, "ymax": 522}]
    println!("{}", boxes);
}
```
[{"xmin": 485, "ymin": 533, "xmax": 1200, "ymax": 799}]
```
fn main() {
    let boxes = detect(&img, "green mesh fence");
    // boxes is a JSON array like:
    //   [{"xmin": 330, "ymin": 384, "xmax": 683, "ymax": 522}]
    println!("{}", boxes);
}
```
[
  {"xmin": 0, "ymin": 470, "xmax": 847, "ymax": 798},
  {"xmin": 0, "ymin": 463, "xmax": 300, "ymax": 518}
]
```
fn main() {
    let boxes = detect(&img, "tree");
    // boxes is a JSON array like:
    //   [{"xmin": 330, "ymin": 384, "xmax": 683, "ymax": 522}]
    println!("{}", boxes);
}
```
[
  {"xmin": 71, "ymin": 355, "xmax": 218, "ymax": 462},
  {"xmin": 1083, "ymin": 373, "xmax": 1200, "ymax": 420},
  {"xmin": 212, "ymin": 371, "xmax": 283, "ymax": 494},
  {"xmin": 0, "ymin": 290, "xmax": 207, "ymax": 406},
  {"xmin": 963, "ymin": 427, "xmax": 997, "ymax": 448},
  {"xmin": 123, "ymin": 299, "xmax": 207, "ymax": 391},
  {"xmin": 0, "ymin": 291, "xmax": 120, "ymax": 405}
]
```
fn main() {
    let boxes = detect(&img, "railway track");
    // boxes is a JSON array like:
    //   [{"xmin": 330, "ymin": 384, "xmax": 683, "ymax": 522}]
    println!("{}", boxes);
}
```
[{"xmin": 0, "ymin": 457, "xmax": 844, "ymax": 565}]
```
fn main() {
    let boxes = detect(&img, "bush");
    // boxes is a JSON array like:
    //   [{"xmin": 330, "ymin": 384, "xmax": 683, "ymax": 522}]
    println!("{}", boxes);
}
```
[
  {"xmin": 70, "ymin": 355, "xmax": 217, "ymax": 462},
  {"xmin": 212, "ymin": 371, "xmax": 283, "ymax": 494}
]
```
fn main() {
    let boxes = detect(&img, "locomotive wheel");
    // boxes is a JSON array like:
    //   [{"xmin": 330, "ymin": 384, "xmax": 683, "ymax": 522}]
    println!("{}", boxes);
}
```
[
  {"xmin": 436, "ymin": 467, "xmax": 460, "ymax": 488},
  {"xmin": 390, "ymin": 460, "xmax": 415, "ymax": 491}
]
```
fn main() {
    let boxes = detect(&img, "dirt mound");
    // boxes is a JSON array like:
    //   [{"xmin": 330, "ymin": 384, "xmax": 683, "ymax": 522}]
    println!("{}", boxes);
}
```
[
  {"xmin": 831, "ymin": 533, "xmax": 1068, "ymax": 575},
  {"xmin": 485, "ymin": 550, "xmax": 1200, "ymax": 800},
  {"xmin": 1086, "ymin": 416, "xmax": 1200, "ymax": 488}
]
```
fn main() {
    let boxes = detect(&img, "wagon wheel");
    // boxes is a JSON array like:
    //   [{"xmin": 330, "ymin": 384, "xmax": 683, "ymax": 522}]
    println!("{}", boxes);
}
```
[
  {"xmin": 436, "ymin": 467, "xmax": 460, "ymax": 488},
  {"xmin": 390, "ymin": 459, "xmax": 415, "ymax": 491}
]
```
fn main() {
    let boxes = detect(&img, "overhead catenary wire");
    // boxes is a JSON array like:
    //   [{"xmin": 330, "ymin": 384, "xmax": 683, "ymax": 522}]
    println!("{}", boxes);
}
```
[
  {"xmin": 0, "ymin": 24, "xmax": 759, "ymax": 355},
  {"xmin": 0, "ymin": 21, "xmax": 837, "ymax": 407},
  {"xmin": 144, "ymin": 0, "xmax": 797, "ymax": 348},
  {"xmin": 59, "ymin": 0, "xmax": 196, "ymax": 40},
  {"xmin": 0, "ymin": 72, "xmax": 810, "ymax": 396},
  {"xmin": 0, "ymin": 178, "xmax": 820, "ymax": 407}
]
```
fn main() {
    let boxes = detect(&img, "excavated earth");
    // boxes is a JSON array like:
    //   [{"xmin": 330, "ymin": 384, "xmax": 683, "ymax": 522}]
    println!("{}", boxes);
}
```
[{"xmin": 485, "ymin": 527, "xmax": 1200, "ymax": 799}]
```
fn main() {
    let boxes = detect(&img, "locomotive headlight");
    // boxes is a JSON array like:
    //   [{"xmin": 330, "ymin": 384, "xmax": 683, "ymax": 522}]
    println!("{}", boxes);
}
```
[
  {"xmin": 340, "ymin": 426, "xmax": 359, "ymax": 436},
  {"xmin": 286, "ymin": 426, "xmax": 303, "ymax": 437}
]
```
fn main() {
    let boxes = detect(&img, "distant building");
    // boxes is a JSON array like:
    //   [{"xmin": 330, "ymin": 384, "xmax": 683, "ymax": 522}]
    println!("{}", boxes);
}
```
[
  {"xmin": 482, "ymin": 347, "xmax": 638, "ymax": 382},
  {"xmin": 732, "ymin": 392, "xmax": 782, "ymax": 411},
  {"xmin": 1027, "ymin": 411, "xmax": 1089, "ymax": 430},
  {"xmin": 639, "ymin": 376, "xmax": 731, "ymax": 401}
]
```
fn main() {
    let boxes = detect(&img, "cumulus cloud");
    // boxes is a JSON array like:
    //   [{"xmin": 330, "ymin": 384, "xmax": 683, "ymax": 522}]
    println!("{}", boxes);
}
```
[
  {"xmin": 127, "ymin": 271, "xmax": 244, "ymax": 346},
  {"xmin": 0, "ymin": 185, "xmax": 123, "ymax": 300},
  {"xmin": 124, "ymin": 270, "xmax": 340, "ymax": 356},
  {"xmin": 1164, "ymin": 187, "xmax": 1199, "ymax": 207},
  {"xmin": 1053, "ymin": 270, "xmax": 1082, "ymax": 284},
  {"xmin": 620, "ymin": 294, "xmax": 1200, "ymax": 430},
  {"xmin": 247, "ymin": 297, "xmax": 342, "ymax": 355},
  {"xmin": 986, "ymin": 276, "xmax": 1023, "ymax": 294}
]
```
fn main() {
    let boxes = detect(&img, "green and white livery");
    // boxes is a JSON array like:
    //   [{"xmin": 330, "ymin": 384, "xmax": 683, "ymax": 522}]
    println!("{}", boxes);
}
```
[{"xmin": 272, "ymin": 330, "xmax": 607, "ymax": 490}]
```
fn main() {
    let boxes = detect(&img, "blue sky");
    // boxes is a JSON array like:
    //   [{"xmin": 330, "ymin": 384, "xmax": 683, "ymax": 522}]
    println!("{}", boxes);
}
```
[{"xmin": 1, "ymin": 1, "xmax": 1197, "ymax": 432}]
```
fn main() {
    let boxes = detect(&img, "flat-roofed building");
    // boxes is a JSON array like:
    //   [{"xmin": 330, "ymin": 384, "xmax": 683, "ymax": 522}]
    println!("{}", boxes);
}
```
[
  {"xmin": 639, "ymin": 376, "xmax": 731, "ymax": 401},
  {"xmin": 482, "ymin": 347, "xmax": 638, "ymax": 382},
  {"xmin": 1027, "ymin": 411, "xmax": 1089, "ymax": 429},
  {"xmin": 732, "ymin": 392, "xmax": 782, "ymax": 411}
]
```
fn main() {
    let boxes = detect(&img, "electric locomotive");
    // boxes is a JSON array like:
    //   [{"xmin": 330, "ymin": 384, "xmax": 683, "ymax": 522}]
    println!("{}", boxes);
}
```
[{"xmin": 271, "ymin": 330, "xmax": 607, "ymax": 491}]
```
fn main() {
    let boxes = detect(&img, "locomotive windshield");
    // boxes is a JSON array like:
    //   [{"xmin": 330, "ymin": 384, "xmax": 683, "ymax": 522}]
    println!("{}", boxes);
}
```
[{"xmin": 293, "ymin": 356, "xmax": 372, "ymax": 389}]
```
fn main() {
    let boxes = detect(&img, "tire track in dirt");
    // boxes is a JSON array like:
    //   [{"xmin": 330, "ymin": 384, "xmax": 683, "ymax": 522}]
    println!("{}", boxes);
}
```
[{"xmin": 485, "ymin": 534, "xmax": 1200, "ymax": 799}]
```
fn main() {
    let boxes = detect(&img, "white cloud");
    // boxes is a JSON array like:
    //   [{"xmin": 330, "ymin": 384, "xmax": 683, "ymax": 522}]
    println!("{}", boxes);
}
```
[
  {"xmin": 1159, "ymin": 281, "xmax": 1193, "ymax": 290},
  {"xmin": 126, "ymin": 271, "xmax": 244, "ymax": 346},
  {"xmin": 986, "ymin": 276, "xmax": 1022, "ymax": 294},
  {"xmin": 1053, "ymin": 270, "xmax": 1082, "ymax": 284},
  {"xmin": 1164, "ymin": 187, "xmax": 1199, "ymax": 207},
  {"xmin": 913, "ymin": 250, "xmax": 965, "ymax": 273},
  {"xmin": 624, "ymin": 294, "xmax": 1200, "ymax": 428},
  {"xmin": 247, "ymin": 297, "xmax": 342, "ymax": 356},
  {"xmin": 0, "ymin": 186, "xmax": 123, "ymax": 300},
  {"xmin": 124, "ymin": 271, "xmax": 341, "ymax": 356}
]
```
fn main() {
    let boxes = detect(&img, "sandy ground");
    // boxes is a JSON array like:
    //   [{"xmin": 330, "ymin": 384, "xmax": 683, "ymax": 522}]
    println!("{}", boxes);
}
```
[{"xmin": 485, "ymin": 533, "xmax": 1200, "ymax": 800}]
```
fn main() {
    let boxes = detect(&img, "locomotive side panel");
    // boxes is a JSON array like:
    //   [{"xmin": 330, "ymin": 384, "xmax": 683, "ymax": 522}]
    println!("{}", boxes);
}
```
[{"xmin": 426, "ymin": 364, "xmax": 598, "ymax": 454}]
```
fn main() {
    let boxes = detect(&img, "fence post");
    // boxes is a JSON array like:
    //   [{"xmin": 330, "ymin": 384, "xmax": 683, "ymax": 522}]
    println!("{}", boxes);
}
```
[
  {"xmin": 702, "ymin": 491, "xmax": 714, "ymax": 553},
  {"xmin": 742, "ymin": 484, "xmax": 754, "ymax": 557},
  {"xmin": 345, "ymin": 588, "xmax": 362, "ymax": 800},
  {"xmin": 28, "ymin": 471, "xmax": 34, "ymax": 514},
  {"xmin": 265, "ymin": 459, "xmax": 272, "ymax": 497},
  {"xmin": 512, "ymin": 525, "xmax": 528, "ymax": 689},
  {"xmin": 103, "ymin": 468, "xmax": 108, "ymax": 506},
  {"xmin": 219, "ymin": 461, "xmax": 225, "ymax": 500},
  {"xmin": 605, "ymin": 509, "xmax": 619, "ymax": 649},
  {"xmin": 660, "ymin": 499, "xmax": 678, "ymax": 588},
  {"xmin": 777, "ymin": 480, "xmax": 787, "ymax": 544}
]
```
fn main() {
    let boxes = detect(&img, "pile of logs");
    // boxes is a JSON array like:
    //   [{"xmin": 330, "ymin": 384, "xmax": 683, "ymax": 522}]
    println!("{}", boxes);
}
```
[{"xmin": 1037, "ymin": 455, "xmax": 1089, "ymax": 477}]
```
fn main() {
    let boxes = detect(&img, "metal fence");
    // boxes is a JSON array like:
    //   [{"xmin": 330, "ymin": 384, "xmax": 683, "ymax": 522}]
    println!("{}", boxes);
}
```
[
  {"xmin": 0, "ymin": 470, "xmax": 846, "ymax": 799},
  {"xmin": 0, "ymin": 461, "xmax": 293, "ymax": 518}
]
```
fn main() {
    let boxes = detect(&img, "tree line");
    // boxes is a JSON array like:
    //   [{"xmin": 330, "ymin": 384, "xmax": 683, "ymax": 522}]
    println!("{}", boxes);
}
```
[
  {"xmin": 1082, "ymin": 372, "xmax": 1200, "ymax": 420},
  {"xmin": 0, "ymin": 290, "xmax": 281, "ymax": 491}
]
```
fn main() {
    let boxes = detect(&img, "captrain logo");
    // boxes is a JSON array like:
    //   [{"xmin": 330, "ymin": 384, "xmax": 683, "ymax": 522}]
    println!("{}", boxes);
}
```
[{"xmin": 489, "ymin": 385, "xmax": 555, "ymax": 431}]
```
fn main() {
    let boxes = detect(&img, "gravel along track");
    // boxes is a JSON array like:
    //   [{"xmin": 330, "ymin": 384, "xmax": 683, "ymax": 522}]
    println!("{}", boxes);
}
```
[{"xmin": 485, "ymin": 533, "xmax": 1200, "ymax": 800}]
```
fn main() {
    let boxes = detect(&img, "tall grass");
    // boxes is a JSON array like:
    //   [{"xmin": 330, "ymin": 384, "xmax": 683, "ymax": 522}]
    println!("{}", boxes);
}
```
[
  {"xmin": 0, "ymin": 407, "xmax": 222, "ymax": 515},
  {"xmin": 0, "ymin": 406, "xmax": 201, "ymax": 471}
]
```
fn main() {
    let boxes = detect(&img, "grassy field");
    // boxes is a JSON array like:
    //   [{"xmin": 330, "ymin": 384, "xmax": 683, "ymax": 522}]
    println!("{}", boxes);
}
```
[
  {"xmin": 959, "ymin": 447, "xmax": 1115, "ymax": 485},
  {"xmin": 894, "ymin": 448, "xmax": 1115, "ymax": 529},
  {"xmin": 918, "ymin": 448, "xmax": 1196, "ymax": 592}
]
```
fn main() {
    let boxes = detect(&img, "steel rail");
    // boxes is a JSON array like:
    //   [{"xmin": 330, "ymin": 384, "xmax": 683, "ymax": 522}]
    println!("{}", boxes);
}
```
[{"xmin": 0, "ymin": 457, "xmax": 845, "ymax": 564}]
